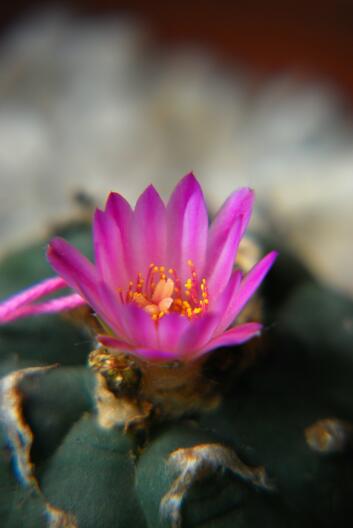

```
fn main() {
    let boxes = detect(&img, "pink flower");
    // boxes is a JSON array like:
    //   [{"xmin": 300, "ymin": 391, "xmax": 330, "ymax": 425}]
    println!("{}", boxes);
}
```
[{"xmin": 0, "ymin": 174, "xmax": 277, "ymax": 362}]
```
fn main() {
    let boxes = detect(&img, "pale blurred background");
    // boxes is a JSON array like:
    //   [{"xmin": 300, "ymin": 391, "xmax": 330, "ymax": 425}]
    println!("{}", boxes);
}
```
[{"xmin": 0, "ymin": 1, "xmax": 352, "ymax": 295}]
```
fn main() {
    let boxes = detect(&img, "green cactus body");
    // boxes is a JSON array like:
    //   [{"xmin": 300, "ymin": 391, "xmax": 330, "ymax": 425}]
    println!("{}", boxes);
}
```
[{"xmin": 1, "ymin": 223, "xmax": 353, "ymax": 527}]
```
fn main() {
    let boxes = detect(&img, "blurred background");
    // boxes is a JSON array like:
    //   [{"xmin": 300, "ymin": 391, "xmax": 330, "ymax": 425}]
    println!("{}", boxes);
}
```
[{"xmin": 0, "ymin": 1, "xmax": 352, "ymax": 295}]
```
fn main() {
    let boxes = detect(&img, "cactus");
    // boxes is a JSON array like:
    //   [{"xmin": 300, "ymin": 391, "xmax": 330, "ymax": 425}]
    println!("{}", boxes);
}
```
[{"xmin": 1, "ymin": 207, "xmax": 353, "ymax": 527}]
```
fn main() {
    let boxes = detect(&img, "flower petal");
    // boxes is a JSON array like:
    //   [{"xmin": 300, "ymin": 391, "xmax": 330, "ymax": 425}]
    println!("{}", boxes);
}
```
[
  {"xmin": 122, "ymin": 303, "xmax": 158, "ymax": 349},
  {"xmin": 228, "ymin": 250, "xmax": 278, "ymax": 323},
  {"xmin": 94, "ymin": 281, "xmax": 131, "ymax": 340},
  {"xmin": 97, "ymin": 335, "xmax": 134, "ymax": 350},
  {"xmin": 48, "ymin": 244, "xmax": 125, "ymax": 338},
  {"xmin": 205, "ymin": 220, "xmax": 243, "ymax": 298},
  {"xmin": 209, "ymin": 188, "xmax": 254, "ymax": 249},
  {"xmin": 167, "ymin": 173, "xmax": 208, "ymax": 280},
  {"xmin": 97, "ymin": 338, "xmax": 178, "ymax": 362},
  {"xmin": 157, "ymin": 312, "xmax": 190, "ymax": 353},
  {"xmin": 47, "ymin": 238, "xmax": 99, "ymax": 308},
  {"xmin": 195, "ymin": 322, "xmax": 262, "ymax": 358},
  {"xmin": 133, "ymin": 185, "xmax": 166, "ymax": 271},
  {"xmin": 105, "ymin": 192, "xmax": 134, "ymax": 272},
  {"xmin": 205, "ymin": 188, "xmax": 254, "ymax": 296},
  {"xmin": 178, "ymin": 313, "xmax": 219, "ymax": 358},
  {"xmin": 93, "ymin": 208, "xmax": 128, "ymax": 289},
  {"xmin": 129, "ymin": 348, "xmax": 180, "ymax": 362},
  {"xmin": 212, "ymin": 270, "xmax": 243, "ymax": 333},
  {"xmin": 105, "ymin": 191, "xmax": 133, "ymax": 228}
]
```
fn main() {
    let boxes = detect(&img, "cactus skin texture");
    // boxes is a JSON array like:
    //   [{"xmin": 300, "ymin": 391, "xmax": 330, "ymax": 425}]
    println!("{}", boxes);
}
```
[{"xmin": 1, "ymin": 222, "xmax": 353, "ymax": 528}]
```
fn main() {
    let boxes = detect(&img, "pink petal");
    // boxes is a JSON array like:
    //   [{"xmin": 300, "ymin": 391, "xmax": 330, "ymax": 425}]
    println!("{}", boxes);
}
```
[
  {"xmin": 98, "ymin": 338, "xmax": 179, "ymax": 362},
  {"xmin": 105, "ymin": 192, "xmax": 134, "ymax": 273},
  {"xmin": 212, "ymin": 270, "xmax": 243, "ymax": 333},
  {"xmin": 179, "ymin": 313, "xmax": 219, "ymax": 358},
  {"xmin": 209, "ymin": 188, "xmax": 254, "ymax": 249},
  {"xmin": 0, "ymin": 276, "xmax": 67, "ymax": 323},
  {"xmin": 93, "ymin": 208, "xmax": 128, "ymax": 289},
  {"xmin": 97, "ymin": 335, "xmax": 134, "ymax": 350},
  {"xmin": 47, "ymin": 237, "xmax": 100, "ymax": 310},
  {"xmin": 167, "ymin": 173, "xmax": 208, "ymax": 281},
  {"xmin": 228, "ymin": 250, "xmax": 278, "ymax": 323},
  {"xmin": 105, "ymin": 191, "xmax": 133, "ymax": 228},
  {"xmin": 207, "ymin": 219, "xmax": 243, "ymax": 298},
  {"xmin": 133, "ymin": 185, "xmax": 166, "ymax": 272},
  {"xmin": 205, "ymin": 188, "xmax": 254, "ymax": 297},
  {"xmin": 129, "ymin": 348, "xmax": 180, "ymax": 362},
  {"xmin": 94, "ymin": 281, "xmax": 130, "ymax": 341},
  {"xmin": 121, "ymin": 303, "xmax": 158, "ymax": 349},
  {"xmin": 157, "ymin": 312, "xmax": 190, "ymax": 353},
  {"xmin": 195, "ymin": 322, "xmax": 262, "ymax": 358}
]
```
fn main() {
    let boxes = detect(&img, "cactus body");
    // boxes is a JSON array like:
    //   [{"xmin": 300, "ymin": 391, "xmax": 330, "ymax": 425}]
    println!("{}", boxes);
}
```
[{"xmin": 1, "ymin": 223, "xmax": 353, "ymax": 527}]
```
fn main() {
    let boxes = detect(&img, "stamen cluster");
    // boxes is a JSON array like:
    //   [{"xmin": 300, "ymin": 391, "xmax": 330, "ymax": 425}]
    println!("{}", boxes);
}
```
[{"xmin": 122, "ymin": 261, "xmax": 209, "ymax": 321}]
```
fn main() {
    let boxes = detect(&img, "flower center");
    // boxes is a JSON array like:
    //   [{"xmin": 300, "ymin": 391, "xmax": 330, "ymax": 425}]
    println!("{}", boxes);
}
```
[{"xmin": 119, "ymin": 261, "xmax": 209, "ymax": 321}]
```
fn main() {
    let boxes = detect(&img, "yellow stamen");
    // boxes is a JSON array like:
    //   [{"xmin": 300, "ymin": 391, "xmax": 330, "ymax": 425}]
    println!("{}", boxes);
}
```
[{"xmin": 120, "ymin": 261, "xmax": 209, "ymax": 321}]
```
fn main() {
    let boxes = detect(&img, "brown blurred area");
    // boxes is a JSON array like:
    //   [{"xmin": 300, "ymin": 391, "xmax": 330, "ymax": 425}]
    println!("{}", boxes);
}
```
[{"xmin": 1, "ymin": 0, "xmax": 353, "ymax": 101}]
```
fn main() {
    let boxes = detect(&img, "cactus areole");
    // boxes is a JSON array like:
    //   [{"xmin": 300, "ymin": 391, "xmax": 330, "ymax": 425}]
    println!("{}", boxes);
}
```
[{"xmin": 0, "ymin": 173, "xmax": 277, "ymax": 425}]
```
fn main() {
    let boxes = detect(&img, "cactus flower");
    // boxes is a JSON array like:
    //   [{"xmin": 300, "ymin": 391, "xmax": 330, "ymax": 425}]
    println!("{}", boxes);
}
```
[{"xmin": 0, "ymin": 174, "xmax": 277, "ymax": 362}]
